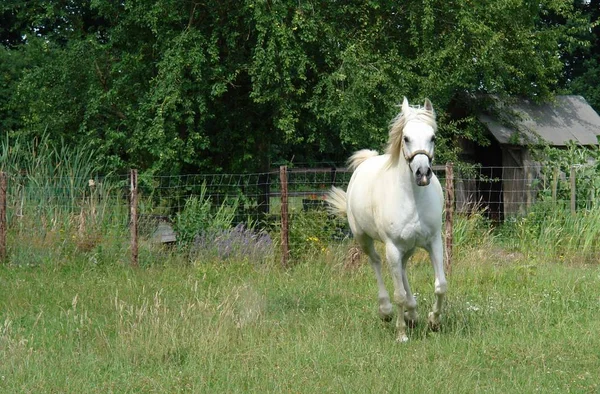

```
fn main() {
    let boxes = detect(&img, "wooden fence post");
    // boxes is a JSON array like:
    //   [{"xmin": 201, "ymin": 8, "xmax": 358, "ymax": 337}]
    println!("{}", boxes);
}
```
[
  {"xmin": 330, "ymin": 167, "xmax": 337, "ymax": 186},
  {"xmin": 526, "ymin": 168, "xmax": 533, "ymax": 210},
  {"xmin": 444, "ymin": 163, "xmax": 454, "ymax": 275},
  {"xmin": 279, "ymin": 165, "xmax": 290, "ymax": 267},
  {"xmin": 0, "ymin": 172, "xmax": 6, "ymax": 262},
  {"xmin": 130, "ymin": 169, "xmax": 139, "ymax": 267},
  {"xmin": 570, "ymin": 165, "xmax": 576, "ymax": 215},
  {"xmin": 551, "ymin": 167, "xmax": 559, "ymax": 203}
]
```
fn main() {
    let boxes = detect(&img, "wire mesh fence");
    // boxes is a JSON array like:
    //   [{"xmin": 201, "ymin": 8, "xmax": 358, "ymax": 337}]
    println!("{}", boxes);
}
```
[{"xmin": 0, "ymin": 162, "xmax": 598, "ymax": 266}]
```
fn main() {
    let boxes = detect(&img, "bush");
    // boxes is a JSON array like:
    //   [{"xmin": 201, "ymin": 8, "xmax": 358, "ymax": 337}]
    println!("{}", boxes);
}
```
[
  {"xmin": 173, "ymin": 183, "xmax": 239, "ymax": 246},
  {"xmin": 288, "ymin": 208, "xmax": 346, "ymax": 258}
]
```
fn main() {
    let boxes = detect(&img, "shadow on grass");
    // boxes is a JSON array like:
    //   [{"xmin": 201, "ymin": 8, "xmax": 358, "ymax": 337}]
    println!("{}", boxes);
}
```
[{"xmin": 366, "ymin": 301, "xmax": 484, "ymax": 343}]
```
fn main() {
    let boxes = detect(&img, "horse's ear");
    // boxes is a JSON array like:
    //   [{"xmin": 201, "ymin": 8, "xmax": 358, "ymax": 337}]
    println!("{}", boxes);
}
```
[
  {"xmin": 402, "ymin": 97, "xmax": 410, "ymax": 113},
  {"xmin": 423, "ymin": 98, "xmax": 435, "ymax": 116}
]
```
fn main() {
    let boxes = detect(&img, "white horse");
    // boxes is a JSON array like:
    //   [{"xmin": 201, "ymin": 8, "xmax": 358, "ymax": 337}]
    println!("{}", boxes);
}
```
[{"xmin": 327, "ymin": 97, "xmax": 447, "ymax": 342}]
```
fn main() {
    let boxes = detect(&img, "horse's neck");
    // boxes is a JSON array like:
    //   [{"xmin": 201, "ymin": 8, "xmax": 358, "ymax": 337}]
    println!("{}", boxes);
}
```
[
  {"xmin": 390, "ymin": 158, "xmax": 425, "ymax": 196},
  {"xmin": 393, "ymin": 157, "xmax": 413, "ymax": 186}
]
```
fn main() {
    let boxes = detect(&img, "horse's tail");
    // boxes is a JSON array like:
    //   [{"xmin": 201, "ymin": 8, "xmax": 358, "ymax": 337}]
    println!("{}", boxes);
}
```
[
  {"xmin": 348, "ymin": 149, "xmax": 379, "ymax": 172},
  {"xmin": 326, "ymin": 186, "xmax": 347, "ymax": 217}
]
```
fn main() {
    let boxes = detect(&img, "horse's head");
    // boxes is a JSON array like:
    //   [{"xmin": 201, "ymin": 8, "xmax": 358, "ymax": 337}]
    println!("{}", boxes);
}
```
[
  {"xmin": 402, "ymin": 98, "xmax": 436, "ymax": 186},
  {"xmin": 387, "ymin": 97, "xmax": 437, "ymax": 186}
]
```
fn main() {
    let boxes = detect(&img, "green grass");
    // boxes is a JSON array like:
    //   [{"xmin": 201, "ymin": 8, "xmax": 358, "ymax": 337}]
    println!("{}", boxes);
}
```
[
  {"xmin": 2, "ymin": 132, "xmax": 599, "ymax": 391},
  {"xmin": 1, "ymin": 247, "xmax": 598, "ymax": 393}
]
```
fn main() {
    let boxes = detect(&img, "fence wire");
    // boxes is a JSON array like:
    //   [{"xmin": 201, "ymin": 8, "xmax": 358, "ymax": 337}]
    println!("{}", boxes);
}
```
[{"xmin": 1, "ymin": 164, "xmax": 597, "ymax": 265}]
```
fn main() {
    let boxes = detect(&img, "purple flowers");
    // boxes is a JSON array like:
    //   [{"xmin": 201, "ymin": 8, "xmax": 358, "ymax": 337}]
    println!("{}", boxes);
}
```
[{"xmin": 190, "ymin": 223, "xmax": 273, "ymax": 261}]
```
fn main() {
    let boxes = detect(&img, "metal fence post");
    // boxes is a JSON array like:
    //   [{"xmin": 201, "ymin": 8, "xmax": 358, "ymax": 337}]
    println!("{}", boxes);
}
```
[{"xmin": 279, "ymin": 165, "xmax": 290, "ymax": 267}]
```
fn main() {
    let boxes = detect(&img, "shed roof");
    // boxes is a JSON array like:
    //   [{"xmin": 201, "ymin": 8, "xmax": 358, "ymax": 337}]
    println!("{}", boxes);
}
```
[{"xmin": 478, "ymin": 95, "xmax": 600, "ymax": 146}]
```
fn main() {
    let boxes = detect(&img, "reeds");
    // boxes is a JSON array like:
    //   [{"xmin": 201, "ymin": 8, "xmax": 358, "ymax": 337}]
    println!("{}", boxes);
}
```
[
  {"xmin": 498, "ymin": 202, "xmax": 600, "ymax": 264},
  {"xmin": 1, "ymin": 134, "xmax": 126, "ymax": 265}
]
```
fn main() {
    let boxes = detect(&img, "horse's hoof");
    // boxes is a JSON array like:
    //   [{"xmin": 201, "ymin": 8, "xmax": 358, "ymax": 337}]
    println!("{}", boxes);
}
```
[
  {"xmin": 405, "ymin": 319, "xmax": 417, "ymax": 329},
  {"xmin": 379, "ymin": 305, "xmax": 393, "ymax": 322},
  {"xmin": 427, "ymin": 312, "xmax": 441, "ymax": 332},
  {"xmin": 379, "ymin": 310, "xmax": 393, "ymax": 322},
  {"xmin": 404, "ymin": 311, "xmax": 418, "ymax": 328},
  {"xmin": 396, "ymin": 334, "xmax": 409, "ymax": 343}
]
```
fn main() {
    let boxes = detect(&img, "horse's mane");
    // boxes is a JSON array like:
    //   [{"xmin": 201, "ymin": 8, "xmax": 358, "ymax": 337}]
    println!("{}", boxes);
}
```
[
  {"xmin": 347, "ymin": 149, "xmax": 379, "ymax": 172},
  {"xmin": 385, "ymin": 101, "xmax": 437, "ymax": 167}
]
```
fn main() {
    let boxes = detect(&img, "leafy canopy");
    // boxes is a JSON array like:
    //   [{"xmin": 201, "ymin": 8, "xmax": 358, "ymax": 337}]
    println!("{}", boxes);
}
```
[{"xmin": 0, "ymin": 0, "xmax": 593, "ymax": 174}]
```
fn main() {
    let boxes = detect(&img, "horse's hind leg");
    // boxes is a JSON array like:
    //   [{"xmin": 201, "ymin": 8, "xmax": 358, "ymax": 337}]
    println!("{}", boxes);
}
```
[
  {"xmin": 401, "ymin": 250, "xmax": 418, "ymax": 327},
  {"xmin": 358, "ymin": 236, "xmax": 393, "ymax": 321},
  {"xmin": 425, "ymin": 235, "xmax": 447, "ymax": 331}
]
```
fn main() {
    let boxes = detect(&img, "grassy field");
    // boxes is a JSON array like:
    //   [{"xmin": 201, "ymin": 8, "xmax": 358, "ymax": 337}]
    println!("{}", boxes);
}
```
[{"xmin": 1, "ymin": 244, "xmax": 599, "ymax": 393}]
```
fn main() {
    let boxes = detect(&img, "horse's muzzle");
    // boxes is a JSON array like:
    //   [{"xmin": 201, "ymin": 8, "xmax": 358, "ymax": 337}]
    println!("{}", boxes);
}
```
[
  {"xmin": 416, "ymin": 176, "xmax": 430, "ymax": 186},
  {"xmin": 415, "ymin": 166, "xmax": 432, "ymax": 186}
]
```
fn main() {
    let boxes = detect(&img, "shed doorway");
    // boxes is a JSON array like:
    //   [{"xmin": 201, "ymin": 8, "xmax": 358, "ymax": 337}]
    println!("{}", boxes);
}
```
[{"xmin": 473, "ymin": 138, "xmax": 504, "ymax": 222}]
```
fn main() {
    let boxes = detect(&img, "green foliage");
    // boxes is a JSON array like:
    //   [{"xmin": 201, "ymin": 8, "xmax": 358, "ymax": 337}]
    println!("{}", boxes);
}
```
[
  {"xmin": 0, "ymin": 134, "xmax": 126, "ymax": 266},
  {"xmin": 452, "ymin": 210, "xmax": 496, "ymax": 252},
  {"xmin": 564, "ymin": 0, "xmax": 600, "ymax": 110},
  {"xmin": 570, "ymin": 58, "xmax": 600, "ymax": 111},
  {"xmin": 489, "ymin": 143, "xmax": 600, "ymax": 263},
  {"xmin": 0, "ymin": 1, "xmax": 594, "ymax": 174},
  {"xmin": 532, "ymin": 142, "xmax": 600, "ymax": 208},
  {"xmin": 288, "ymin": 208, "xmax": 342, "ymax": 258},
  {"xmin": 498, "ymin": 202, "xmax": 600, "ymax": 263},
  {"xmin": 0, "ymin": 133, "xmax": 112, "ymax": 219},
  {"xmin": 173, "ymin": 184, "xmax": 240, "ymax": 246}
]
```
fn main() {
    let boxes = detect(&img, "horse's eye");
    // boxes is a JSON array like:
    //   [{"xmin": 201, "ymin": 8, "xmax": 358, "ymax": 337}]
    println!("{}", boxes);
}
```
[
  {"xmin": 403, "ymin": 136, "xmax": 410, "ymax": 143},
  {"xmin": 431, "ymin": 136, "xmax": 436, "ymax": 142}
]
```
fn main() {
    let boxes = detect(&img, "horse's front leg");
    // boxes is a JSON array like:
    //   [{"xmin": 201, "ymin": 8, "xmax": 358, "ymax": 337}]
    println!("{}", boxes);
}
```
[
  {"xmin": 386, "ymin": 242, "xmax": 409, "ymax": 342},
  {"xmin": 401, "ymin": 250, "xmax": 418, "ymax": 327},
  {"xmin": 426, "ymin": 235, "xmax": 447, "ymax": 330}
]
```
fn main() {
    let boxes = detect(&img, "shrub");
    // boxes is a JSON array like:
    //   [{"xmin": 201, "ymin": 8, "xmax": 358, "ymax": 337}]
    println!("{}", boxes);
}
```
[
  {"xmin": 288, "ymin": 208, "xmax": 345, "ymax": 258},
  {"xmin": 173, "ymin": 183, "xmax": 239, "ymax": 246}
]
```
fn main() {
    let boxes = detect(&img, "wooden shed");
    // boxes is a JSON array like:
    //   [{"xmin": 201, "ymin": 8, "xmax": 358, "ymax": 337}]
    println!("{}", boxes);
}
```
[{"xmin": 458, "ymin": 95, "xmax": 600, "ymax": 220}]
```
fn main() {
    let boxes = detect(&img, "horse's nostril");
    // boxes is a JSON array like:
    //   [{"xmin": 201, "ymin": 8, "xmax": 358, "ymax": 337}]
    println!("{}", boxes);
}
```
[{"xmin": 426, "ymin": 168, "xmax": 432, "ymax": 177}]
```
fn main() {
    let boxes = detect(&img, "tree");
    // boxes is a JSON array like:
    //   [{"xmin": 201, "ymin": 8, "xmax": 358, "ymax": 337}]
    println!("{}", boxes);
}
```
[
  {"xmin": 567, "ymin": 0, "xmax": 600, "ymax": 111},
  {"xmin": 0, "ymin": 0, "xmax": 593, "ymax": 174}
]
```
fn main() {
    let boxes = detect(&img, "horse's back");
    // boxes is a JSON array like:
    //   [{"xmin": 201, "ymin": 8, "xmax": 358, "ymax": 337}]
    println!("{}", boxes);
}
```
[{"xmin": 345, "ymin": 154, "xmax": 390, "ymax": 241}]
